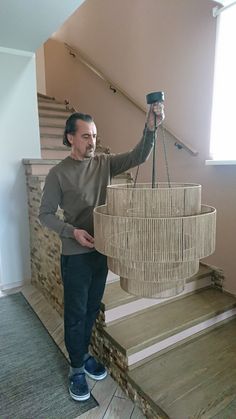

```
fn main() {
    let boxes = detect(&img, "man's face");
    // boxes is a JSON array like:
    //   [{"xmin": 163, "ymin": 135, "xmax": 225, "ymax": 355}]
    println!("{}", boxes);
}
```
[{"xmin": 68, "ymin": 120, "xmax": 97, "ymax": 159}]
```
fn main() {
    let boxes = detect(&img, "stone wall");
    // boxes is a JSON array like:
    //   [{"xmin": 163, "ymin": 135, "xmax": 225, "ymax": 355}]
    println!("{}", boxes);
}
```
[{"xmin": 26, "ymin": 174, "xmax": 64, "ymax": 315}]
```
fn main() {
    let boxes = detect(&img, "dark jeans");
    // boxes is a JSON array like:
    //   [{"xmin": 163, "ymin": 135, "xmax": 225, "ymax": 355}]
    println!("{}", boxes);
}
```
[{"xmin": 60, "ymin": 251, "xmax": 108, "ymax": 368}]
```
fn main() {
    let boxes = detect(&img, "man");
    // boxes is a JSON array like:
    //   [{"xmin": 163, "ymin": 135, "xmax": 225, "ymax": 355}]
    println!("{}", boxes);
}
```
[{"xmin": 39, "ymin": 103, "xmax": 164, "ymax": 401}]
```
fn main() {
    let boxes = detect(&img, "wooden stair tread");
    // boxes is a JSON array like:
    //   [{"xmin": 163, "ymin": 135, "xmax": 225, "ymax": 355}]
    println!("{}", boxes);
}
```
[
  {"xmin": 37, "ymin": 93, "xmax": 55, "ymax": 100},
  {"xmin": 38, "ymin": 106, "xmax": 73, "ymax": 113},
  {"xmin": 104, "ymin": 287, "xmax": 236, "ymax": 355},
  {"xmin": 41, "ymin": 146, "xmax": 70, "ymax": 151},
  {"xmin": 23, "ymin": 158, "xmax": 61, "ymax": 164},
  {"xmin": 40, "ymin": 123, "xmax": 65, "ymax": 128},
  {"xmin": 128, "ymin": 317, "xmax": 236, "ymax": 418},
  {"xmin": 102, "ymin": 264, "xmax": 212, "ymax": 313},
  {"xmin": 39, "ymin": 113, "xmax": 71, "ymax": 119},
  {"xmin": 40, "ymin": 133, "xmax": 62, "ymax": 139},
  {"xmin": 101, "ymin": 281, "xmax": 139, "ymax": 311},
  {"xmin": 185, "ymin": 263, "xmax": 212, "ymax": 282}
]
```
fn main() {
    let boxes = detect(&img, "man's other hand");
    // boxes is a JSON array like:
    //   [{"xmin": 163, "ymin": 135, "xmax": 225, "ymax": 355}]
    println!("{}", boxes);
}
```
[{"xmin": 73, "ymin": 229, "xmax": 95, "ymax": 248}]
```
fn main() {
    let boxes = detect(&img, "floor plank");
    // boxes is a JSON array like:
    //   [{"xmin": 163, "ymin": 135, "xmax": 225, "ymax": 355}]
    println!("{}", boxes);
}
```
[
  {"xmin": 115, "ymin": 386, "xmax": 129, "ymax": 399},
  {"xmin": 103, "ymin": 395, "xmax": 134, "ymax": 419},
  {"xmin": 130, "ymin": 405, "xmax": 147, "ymax": 419},
  {"xmin": 77, "ymin": 375, "xmax": 118, "ymax": 419}
]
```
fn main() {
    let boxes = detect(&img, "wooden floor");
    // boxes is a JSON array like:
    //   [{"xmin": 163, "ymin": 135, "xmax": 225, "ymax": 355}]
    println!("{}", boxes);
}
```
[{"xmin": 0, "ymin": 285, "xmax": 145, "ymax": 419}]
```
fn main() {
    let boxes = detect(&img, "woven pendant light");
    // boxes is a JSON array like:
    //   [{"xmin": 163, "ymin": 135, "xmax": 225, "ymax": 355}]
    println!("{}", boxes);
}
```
[
  {"xmin": 94, "ymin": 92, "xmax": 216, "ymax": 298},
  {"xmin": 94, "ymin": 183, "xmax": 216, "ymax": 298}
]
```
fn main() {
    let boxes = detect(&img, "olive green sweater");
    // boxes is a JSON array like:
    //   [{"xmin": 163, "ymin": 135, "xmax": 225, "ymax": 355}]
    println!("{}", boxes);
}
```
[{"xmin": 39, "ymin": 127, "xmax": 154, "ymax": 255}]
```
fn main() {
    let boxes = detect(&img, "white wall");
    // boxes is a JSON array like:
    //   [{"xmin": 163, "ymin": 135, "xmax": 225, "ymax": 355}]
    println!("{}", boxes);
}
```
[
  {"xmin": 36, "ymin": 46, "xmax": 46, "ymax": 94},
  {"xmin": 0, "ymin": 47, "xmax": 41, "ymax": 288}
]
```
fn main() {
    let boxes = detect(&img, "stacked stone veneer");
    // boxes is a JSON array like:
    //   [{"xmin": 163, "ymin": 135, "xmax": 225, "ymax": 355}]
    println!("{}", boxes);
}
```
[{"xmin": 26, "ymin": 175, "xmax": 64, "ymax": 315}]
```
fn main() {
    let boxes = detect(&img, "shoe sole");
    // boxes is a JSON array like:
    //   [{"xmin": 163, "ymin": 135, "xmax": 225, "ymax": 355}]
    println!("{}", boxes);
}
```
[
  {"xmin": 84, "ymin": 369, "xmax": 108, "ymax": 381},
  {"xmin": 69, "ymin": 389, "xmax": 91, "ymax": 401}
]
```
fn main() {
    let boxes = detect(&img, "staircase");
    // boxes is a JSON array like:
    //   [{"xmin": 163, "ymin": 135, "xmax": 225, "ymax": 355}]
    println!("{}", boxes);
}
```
[
  {"xmin": 23, "ymin": 93, "xmax": 236, "ymax": 419},
  {"xmin": 93, "ymin": 267, "xmax": 236, "ymax": 419}
]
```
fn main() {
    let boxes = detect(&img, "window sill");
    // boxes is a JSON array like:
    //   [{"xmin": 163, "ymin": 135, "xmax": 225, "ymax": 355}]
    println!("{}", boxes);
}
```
[{"xmin": 205, "ymin": 160, "xmax": 236, "ymax": 166}]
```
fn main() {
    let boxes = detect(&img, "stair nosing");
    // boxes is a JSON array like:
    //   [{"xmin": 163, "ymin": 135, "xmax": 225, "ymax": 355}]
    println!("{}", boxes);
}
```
[
  {"xmin": 41, "ymin": 146, "xmax": 70, "ymax": 151},
  {"xmin": 23, "ymin": 158, "xmax": 61, "ymax": 164}
]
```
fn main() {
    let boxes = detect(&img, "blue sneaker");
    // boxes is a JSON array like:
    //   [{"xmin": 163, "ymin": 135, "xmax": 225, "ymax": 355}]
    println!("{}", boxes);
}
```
[
  {"xmin": 84, "ymin": 356, "xmax": 107, "ymax": 380},
  {"xmin": 69, "ymin": 372, "xmax": 90, "ymax": 401}
]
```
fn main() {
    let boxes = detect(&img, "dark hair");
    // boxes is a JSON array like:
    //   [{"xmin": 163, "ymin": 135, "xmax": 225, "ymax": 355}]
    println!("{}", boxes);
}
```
[{"xmin": 63, "ymin": 112, "xmax": 94, "ymax": 147}]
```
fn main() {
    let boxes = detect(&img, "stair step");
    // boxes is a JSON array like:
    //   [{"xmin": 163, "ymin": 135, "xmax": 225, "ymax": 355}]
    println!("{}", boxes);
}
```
[
  {"xmin": 39, "ymin": 125, "xmax": 64, "ymax": 136},
  {"xmin": 23, "ymin": 158, "xmax": 60, "ymax": 175},
  {"xmin": 40, "ymin": 137, "xmax": 65, "ymax": 148},
  {"xmin": 41, "ymin": 148, "xmax": 70, "ymax": 159},
  {"xmin": 104, "ymin": 287, "xmax": 236, "ymax": 365},
  {"xmin": 38, "ymin": 99, "xmax": 73, "ymax": 109},
  {"xmin": 39, "ymin": 108, "xmax": 73, "ymax": 120},
  {"xmin": 102, "ymin": 264, "xmax": 213, "ymax": 324},
  {"xmin": 37, "ymin": 93, "xmax": 56, "ymax": 101},
  {"xmin": 39, "ymin": 116, "xmax": 69, "ymax": 126},
  {"xmin": 128, "ymin": 316, "xmax": 236, "ymax": 419},
  {"xmin": 38, "ymin": 102, "xmax": 74, "ymax": 114}
]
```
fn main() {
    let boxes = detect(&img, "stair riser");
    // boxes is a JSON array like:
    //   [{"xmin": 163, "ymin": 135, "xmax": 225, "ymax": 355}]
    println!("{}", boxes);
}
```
[
  {"xmin": 38, "ymin": 99, "xmax": 69, "ymax": 110},
  {"xmin": 39, "ymin": 116, "xmax": 68, "ymax": 126},
  {"xmin": 40, "ymin": 126, "xmax": 64, "ymax": 136},
  {"xmin": 105, "ymin": 276, "xmax": 212, "ymax": 324},
  {"xmin": 38, "ymin": 108, "xmax": 73, "ymax": 117},
  {"xmin": 41, "ymin": 149, "xmax": 70, "ymax": 159},
  {"xmin": 41, "ymin": 137, "xmax": 64, "ymax": 148},
  {"xmin": 38, "ymin": 102, "xmax": 72, "ymax": 112}
]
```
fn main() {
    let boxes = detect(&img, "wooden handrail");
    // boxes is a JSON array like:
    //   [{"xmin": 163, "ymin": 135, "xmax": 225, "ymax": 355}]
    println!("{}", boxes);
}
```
[{"xmin": 64, "ymin": 43, "xmax": 198, "ymax": 156}]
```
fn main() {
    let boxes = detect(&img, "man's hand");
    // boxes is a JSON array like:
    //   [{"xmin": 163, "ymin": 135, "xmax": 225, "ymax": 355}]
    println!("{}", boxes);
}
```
[
  {"xmin": 146, "ymin": 102, "xmax": 165, "ymax": 131},
  {"xmin": 73, "ymin": 229, "xmax": 95, "ymax": 248}
]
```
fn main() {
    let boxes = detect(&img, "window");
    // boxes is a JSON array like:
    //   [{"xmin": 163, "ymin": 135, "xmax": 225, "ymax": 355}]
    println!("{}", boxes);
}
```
[{"xmin": 209, "ymin": 2, "xmax": 236, "ymax": 161}]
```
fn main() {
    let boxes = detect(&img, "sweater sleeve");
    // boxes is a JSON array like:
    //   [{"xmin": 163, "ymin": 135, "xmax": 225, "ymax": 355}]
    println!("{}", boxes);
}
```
[
  {"xmin": 39, "ymin": 169, "xmax": 75, "ymax": 238},
  {"xmin": 109, "ymin": 126, "xmax": 155, "ymax": 177}
]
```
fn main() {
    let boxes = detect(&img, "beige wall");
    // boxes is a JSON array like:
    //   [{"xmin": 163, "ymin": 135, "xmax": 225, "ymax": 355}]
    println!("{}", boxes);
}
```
[{"xmin": 44, "ymin": 0, "xmax": 236, "ymax": 294}]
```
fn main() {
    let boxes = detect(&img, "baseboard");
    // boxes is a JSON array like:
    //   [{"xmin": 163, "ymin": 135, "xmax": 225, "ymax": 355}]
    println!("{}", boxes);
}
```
[{"xmin": 0, "ymin": 278, "xmax": 31, "ymax": 291}]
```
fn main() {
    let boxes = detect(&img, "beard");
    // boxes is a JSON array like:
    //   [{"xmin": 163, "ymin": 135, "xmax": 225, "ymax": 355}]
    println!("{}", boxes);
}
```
[{"xmin": 85, "ymin": 147, "xmax": 95, "ymax": 157}]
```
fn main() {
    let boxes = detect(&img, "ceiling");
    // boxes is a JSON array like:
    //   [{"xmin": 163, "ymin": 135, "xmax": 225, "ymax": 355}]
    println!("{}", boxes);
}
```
[{"xmin": 0, "ymin": 0, "xmax": 85, "ymax": 52}]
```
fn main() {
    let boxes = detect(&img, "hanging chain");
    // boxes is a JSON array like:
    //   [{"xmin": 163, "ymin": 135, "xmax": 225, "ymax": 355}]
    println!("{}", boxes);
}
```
[
  {"xmin": 134, "ymin": 113, "xmax": 171, "ymax": 188},
  {"xmin": 152, "ymin": 115, "xmax": 158, "ymax": 189},
  {"xmin": 133, "ymin": 124, "xmax": 148, "ymax": 188},
  {"xmin": 160, "ymin": 125, "xmax": 171, "ymax": 187}
]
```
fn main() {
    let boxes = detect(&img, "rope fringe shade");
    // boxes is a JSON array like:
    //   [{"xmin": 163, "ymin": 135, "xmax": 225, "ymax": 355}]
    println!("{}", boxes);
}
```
[{"xmin": 94, "ymin": 183, "xmax": 216, "ymax": 298}]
